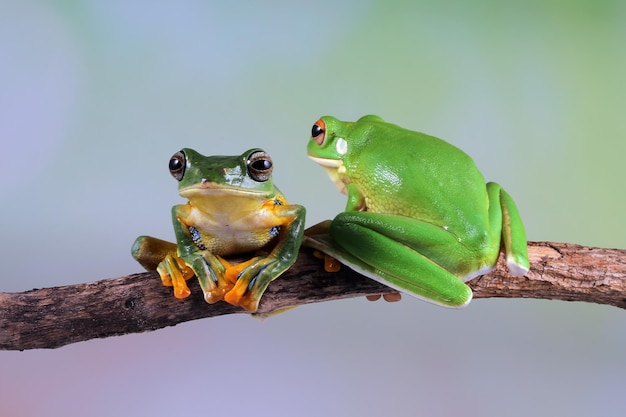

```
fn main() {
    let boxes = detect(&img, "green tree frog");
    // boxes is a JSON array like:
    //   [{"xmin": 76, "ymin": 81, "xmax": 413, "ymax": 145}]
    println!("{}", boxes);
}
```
[
  {"xmin": 305, "ymin": 115, "xmax": 529, "ymax": 308},
  {"xmin": 132, "ymin": 148, "xmax": 306, "ymax": 313}
]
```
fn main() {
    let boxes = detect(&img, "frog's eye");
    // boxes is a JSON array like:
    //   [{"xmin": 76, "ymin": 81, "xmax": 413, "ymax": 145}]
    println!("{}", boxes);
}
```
[
  {"xmin": 247, "ymin": 150, "xmax": 273, "ymax": 182},
  {"xmin": 311, "ymin": 119, "xmax": 326, "ymax": 145},
  {"xmin": 169, "ymin": 151, "xmax": 186, "ymax": 181}
]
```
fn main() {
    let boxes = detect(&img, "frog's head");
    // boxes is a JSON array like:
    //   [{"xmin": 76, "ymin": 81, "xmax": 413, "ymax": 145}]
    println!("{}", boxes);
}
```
[
  {"xmin": 307, "ymin": 115, "xmax": 383, "ymax": 194},
  {"xmin": 169, "ymin": 148, "xmax": 276, "ymax": 201},
  {"xmin": 306, "ymin": 116, "xmax": 352, "ymax": 194}
]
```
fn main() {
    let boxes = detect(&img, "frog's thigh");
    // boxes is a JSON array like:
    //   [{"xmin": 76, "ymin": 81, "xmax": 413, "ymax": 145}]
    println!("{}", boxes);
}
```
[
  {"xmin": 332, "ymin": 212, "xmax": 475, "ymax": 268},
  {"xmin": 131, "ymin": 236, "xmax": 178, "ymax": 271},
  {"xmin": 331, "ymin": 213, "xmax": 472, "ymax": 307}
]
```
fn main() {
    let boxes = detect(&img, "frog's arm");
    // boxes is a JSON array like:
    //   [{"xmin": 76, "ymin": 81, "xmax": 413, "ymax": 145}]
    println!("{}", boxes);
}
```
[
  {"xmin": 345, "ymin": 183, "xmax": 366, "ymax": 211},
  {"xmin": 171, "ymin": 204, "xmax": 233, "ymax": 303},
  {"xmin": 223, "ymin": 202, "xmax": 306, "ymax": 312}
]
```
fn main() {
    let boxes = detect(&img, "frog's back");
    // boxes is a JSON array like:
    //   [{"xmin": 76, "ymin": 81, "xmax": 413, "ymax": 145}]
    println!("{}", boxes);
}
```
[{"xmin": 347, "ymin": 122, "xmax": 491, "ymax": 240}]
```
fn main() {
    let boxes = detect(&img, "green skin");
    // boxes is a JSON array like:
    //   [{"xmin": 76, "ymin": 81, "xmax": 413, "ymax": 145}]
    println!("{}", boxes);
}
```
[
  {"xmin": 305, "ymin": 115, "xmax": 529, "ymax": 308},
  {"xmin": 132, "ymin": 148, "xmax": 306, "ymax": 313}
]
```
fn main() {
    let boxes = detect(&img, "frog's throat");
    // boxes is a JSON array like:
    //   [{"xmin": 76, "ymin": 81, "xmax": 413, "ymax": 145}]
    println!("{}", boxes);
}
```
[{"xmin": 308, "ymin": 156, "xmax": 348, "ymax": 195}]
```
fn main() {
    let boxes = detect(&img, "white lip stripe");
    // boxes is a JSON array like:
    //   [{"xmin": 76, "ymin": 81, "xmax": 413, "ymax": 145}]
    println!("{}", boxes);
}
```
[{"xmin": 307, "ymin": 155, "xmax": 342, "ymax": 167}]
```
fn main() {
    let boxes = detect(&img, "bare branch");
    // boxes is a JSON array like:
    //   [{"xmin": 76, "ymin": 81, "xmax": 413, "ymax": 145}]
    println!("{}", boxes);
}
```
[{"xmin": 0, "ymin": 241, "xmax": 624, "ymax": 350}]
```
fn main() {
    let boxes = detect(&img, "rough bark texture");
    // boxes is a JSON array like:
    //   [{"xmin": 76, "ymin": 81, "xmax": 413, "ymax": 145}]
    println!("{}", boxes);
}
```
[{"xmin": 0, "ymin": 241, "xmax": 624, "ymax": 350}]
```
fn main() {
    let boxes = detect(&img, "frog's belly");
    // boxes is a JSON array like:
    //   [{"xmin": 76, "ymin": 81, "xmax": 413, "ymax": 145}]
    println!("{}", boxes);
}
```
[
  {"xmin": 197, "ymin": 226, "xmax": 276, "ymax": 256},
  {"xmin": 185, "ymin": 207, "xmax": 280, "ymax": 256}
]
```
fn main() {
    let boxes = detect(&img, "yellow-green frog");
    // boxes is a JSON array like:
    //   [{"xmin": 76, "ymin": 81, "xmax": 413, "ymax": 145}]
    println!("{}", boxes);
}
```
[
  {"xmin": 132, "ymin": 148, "xmax": 306, "ymax": 313},
  {"xmin": 305, "ymin": 115, "xmax": 529, "ymax": 308}
]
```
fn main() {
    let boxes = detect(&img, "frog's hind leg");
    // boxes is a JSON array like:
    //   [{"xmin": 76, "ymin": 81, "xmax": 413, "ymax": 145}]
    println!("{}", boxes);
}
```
[
  {"xmin": 330, "ymin": 212, "xmax": 474, "ymax": 308},
  {"xmin": 131, "ymin": 235, "xmax": 195, "ymax": 298},
  {"xmin": 131, "ymin": 235, "xmax": 178, "ymax": 271},
  {"xmin": 486, "ymin": 182, "xmax": 530, "ymax": 276}
]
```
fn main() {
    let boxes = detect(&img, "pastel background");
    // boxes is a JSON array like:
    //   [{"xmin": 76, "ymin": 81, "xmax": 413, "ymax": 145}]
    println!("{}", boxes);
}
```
[{"xmin": 1, "ymin": 1, "xmax": 625, "ymax": 416}]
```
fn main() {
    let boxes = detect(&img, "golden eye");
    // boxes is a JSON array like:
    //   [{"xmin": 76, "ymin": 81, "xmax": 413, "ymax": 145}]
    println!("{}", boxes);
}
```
[
  {"xmin": 169, "ymin": 151, "xmax": 186, "ymax": 181},
  {"xmin": 247, "ymin": 150, "xmax": 273, "ymax": 182}
]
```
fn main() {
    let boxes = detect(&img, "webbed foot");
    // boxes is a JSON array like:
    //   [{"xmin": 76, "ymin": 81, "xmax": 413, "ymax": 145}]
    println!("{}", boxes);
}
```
[
  {"xmin": 156, "ymin": 254, "xmax": 195, "ymax": 298},
  {"xmin": 222, "ymin": 256, "xmax": 287, "ymax": 313}
]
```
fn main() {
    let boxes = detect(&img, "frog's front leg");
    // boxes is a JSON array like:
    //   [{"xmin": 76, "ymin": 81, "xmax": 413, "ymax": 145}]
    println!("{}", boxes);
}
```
[
  {"xmin": 223, "ymin": 203, "xmax": 306, "ymax": 312},
  {"xmin": 172, "ymin": 205, "xmax": 233, "ymax": 303},
  {"xmin": 329, "ymin": 212, "xmax": 475, "ymax": 308}
]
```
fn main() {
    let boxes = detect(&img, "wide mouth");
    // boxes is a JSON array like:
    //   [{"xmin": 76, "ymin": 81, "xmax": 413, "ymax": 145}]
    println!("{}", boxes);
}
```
[
  {"xmin": 307, "ymin": 155, "xmax": 343, "ymax": 168},
  {"xmin": 179, "ymin": 181, "xmax": 267, "ymax": 198}
]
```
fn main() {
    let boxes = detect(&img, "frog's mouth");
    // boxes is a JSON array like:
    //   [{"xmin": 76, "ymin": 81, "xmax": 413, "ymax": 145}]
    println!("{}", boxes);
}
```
[
  {"xmin": 180, "ymin": 182, "xmax": 267, "ymax": 199},
  {"xmin": 179, "ymin": 182, "xmax": 270, "ymax": 215},
  {"xmin": 308, "ymin": 156, "xmax": 348, "ymax": 195}
]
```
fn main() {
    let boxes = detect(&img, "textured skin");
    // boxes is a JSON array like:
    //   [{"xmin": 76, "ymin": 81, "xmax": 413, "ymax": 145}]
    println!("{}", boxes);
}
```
[{"xmin": 307, "ymin": 115, "xmax": 529, "ymax": 307}]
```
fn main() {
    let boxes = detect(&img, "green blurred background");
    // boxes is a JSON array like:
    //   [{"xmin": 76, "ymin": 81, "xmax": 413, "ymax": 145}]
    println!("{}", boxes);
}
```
[{"xmin": 1, "ymin": 1, "xmax": 625, "ymax": 416}]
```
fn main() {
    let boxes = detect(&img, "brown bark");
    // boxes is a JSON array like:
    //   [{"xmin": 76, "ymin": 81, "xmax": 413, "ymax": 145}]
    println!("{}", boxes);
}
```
[{"xmin": 0, "ymin": 241, "xmax": 624, "ymax": 350}]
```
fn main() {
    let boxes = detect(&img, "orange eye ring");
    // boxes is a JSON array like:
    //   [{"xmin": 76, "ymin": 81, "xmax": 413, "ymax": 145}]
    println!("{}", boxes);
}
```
[{"xmin": 311, "ymin": 119, "xmax": 326, "ymax": 145}]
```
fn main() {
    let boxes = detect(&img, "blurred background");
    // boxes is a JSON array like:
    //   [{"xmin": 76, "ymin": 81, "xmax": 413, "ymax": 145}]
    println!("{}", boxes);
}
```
[{"xmin": 1, "ymin": 1, "xmax": 625, "ymax": 416}]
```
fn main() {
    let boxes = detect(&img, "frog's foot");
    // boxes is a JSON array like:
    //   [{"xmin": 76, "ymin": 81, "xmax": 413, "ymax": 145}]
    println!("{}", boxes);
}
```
[
  {"xmin": 156, "ymin": 254, "xmax": 195, "ymax": 299},
  {"xmin": 177, "ymin": 253, "xmax": 233, "ymax": 304},
  {"xmin": 223, "ymin": 272, "xmax": 259, "ymax": 312},
  {"xmin": 312, "ymin": 250, "xmax": 342, "ymax": 272},
  {"xmin": 223, "ymin": 256, "xmax": 279, "ymax": 313},
  {"xmin": 222, "ymin": 257, "xmax": 266, "ymax": 309},
  {"xmin": 203, "ymin": 287, "xmax": 228, "ymax": 304},
  {"xmin": 222, "ymin": 256, "xmax": 262, "ymax": 285},
  {"xmin": 197, "ymin": 266, "xmax": 233, "ymax": 304},
  {"xmin": 223, "ymin": 290, "xmax": 258, "ymax": 313},
  {"xmin": 366, "ymin": 293, "xmax": 402, "ymax": 302}
]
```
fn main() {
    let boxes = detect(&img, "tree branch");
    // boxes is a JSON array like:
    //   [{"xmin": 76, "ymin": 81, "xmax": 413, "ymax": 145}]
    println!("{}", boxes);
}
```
[{"xmin": 1, "ymin": 241, "xmax": 624, "ymax": 350}]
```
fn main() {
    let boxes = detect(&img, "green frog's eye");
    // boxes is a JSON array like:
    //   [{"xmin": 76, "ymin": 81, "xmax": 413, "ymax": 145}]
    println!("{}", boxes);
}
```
[
  {"xmin": 247, "ymin": 150, "xmax": 273, "ymax": 182},
  {"xmin": 169, "ymin": 151, "xmax": 186, "ymax": 181},
  {"xmin": 311, "ymin": 119, "xmax": 326, "ymax": 145}
]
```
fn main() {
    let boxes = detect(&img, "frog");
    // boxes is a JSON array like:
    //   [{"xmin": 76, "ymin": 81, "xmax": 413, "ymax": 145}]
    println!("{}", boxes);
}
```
[
  {"xmin": 131, "ymin": 148, "xmax": 306, "ymax": 313},
  {"xmin": 304, "ymin": 115, "xmax": 529, "ymax": 308}
]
